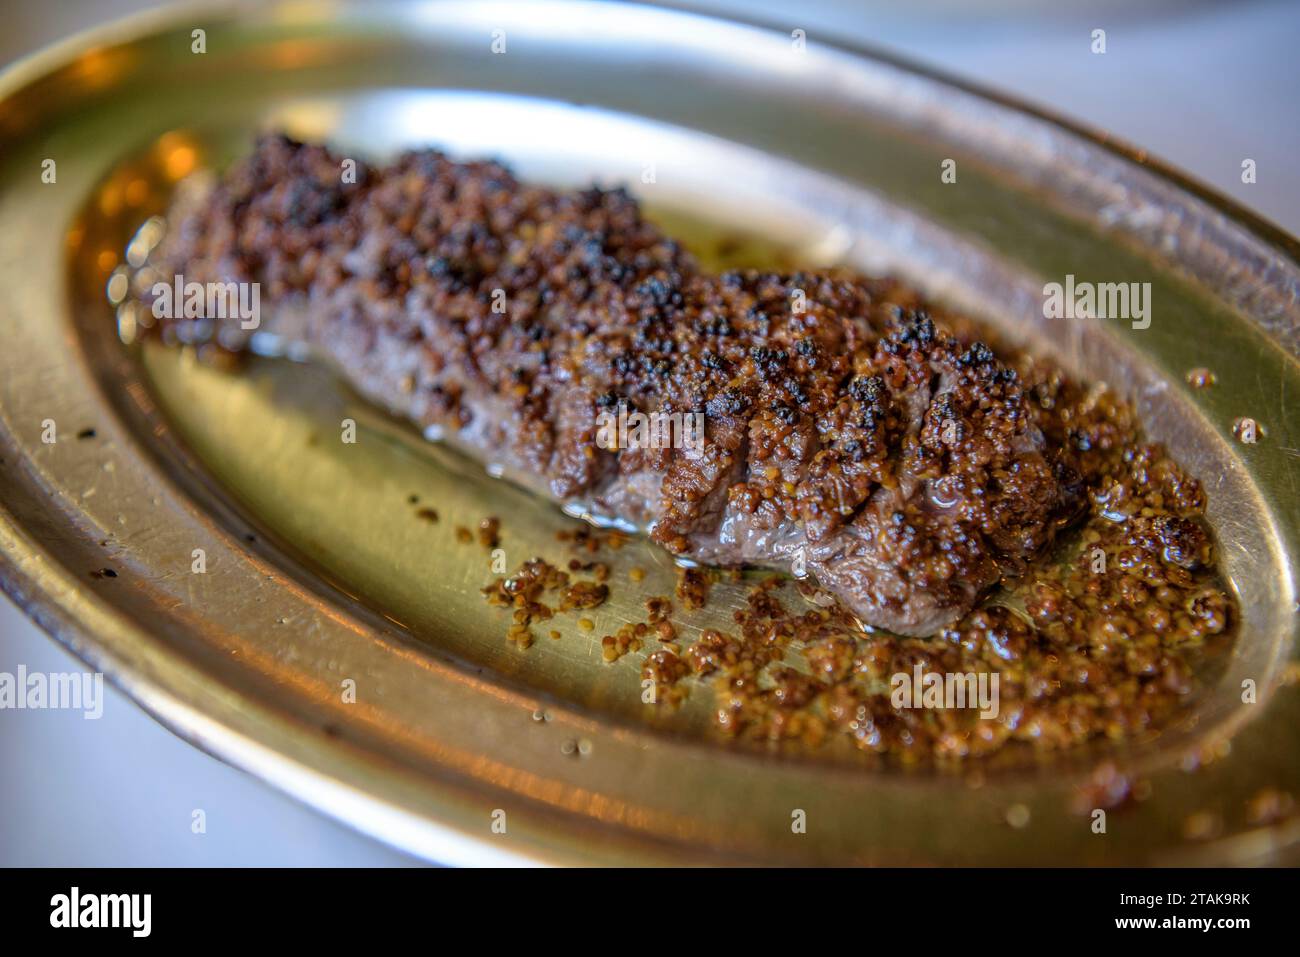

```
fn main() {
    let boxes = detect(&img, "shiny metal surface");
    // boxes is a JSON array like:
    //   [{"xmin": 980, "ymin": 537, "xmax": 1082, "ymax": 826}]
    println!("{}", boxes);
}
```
[{"xmin": 0, "ymin": 0, "xmax": 1296, "ymax": 864}]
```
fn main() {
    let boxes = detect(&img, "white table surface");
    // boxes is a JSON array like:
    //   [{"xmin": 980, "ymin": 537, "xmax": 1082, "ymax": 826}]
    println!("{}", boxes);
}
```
[{"xmin": 2, "ymin": 0, "xmax": 1296, "ymax": 866}]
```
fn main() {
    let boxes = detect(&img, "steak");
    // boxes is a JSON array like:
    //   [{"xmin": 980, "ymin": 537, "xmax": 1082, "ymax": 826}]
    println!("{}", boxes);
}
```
[{"xmin": 137, "ymin": 134, "xmax": 1082, "ymax": 636}]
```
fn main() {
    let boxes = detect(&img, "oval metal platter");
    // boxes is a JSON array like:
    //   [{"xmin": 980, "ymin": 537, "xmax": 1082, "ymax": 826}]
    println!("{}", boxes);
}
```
[{"xmin": 1, "ymin": 0, "xmax": 1297, "ymax": 865}]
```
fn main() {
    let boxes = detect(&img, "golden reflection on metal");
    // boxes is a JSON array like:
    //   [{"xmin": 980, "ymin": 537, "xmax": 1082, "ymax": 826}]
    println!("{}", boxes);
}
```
[{"xmin": 64, "ymin": 46, "xmax": 127, "ymax": 92}]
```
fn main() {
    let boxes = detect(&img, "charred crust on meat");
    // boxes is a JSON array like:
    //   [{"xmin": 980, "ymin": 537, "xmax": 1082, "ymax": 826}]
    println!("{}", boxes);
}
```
[{"xmin": 142, "ymin": 134, "xmax": 1108, "ymax": 636}]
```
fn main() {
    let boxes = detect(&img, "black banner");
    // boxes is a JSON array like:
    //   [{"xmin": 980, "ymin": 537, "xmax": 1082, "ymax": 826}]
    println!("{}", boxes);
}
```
[{"xmin": 0, "ymin": 867, "xmax": 1284, "ymax": 941}]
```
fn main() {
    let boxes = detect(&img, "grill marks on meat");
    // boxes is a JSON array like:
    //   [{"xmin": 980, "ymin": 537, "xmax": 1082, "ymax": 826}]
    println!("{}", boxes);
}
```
[{"xmin": 142, "ymin": 134, "xmax": 1081, "ymax": 636}]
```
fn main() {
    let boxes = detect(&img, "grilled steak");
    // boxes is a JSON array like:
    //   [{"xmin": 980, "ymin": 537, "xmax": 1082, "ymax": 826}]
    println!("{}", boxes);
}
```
[{"xmin": 138, "ymin": 134, "xmax": 1082, "ymax": 636}]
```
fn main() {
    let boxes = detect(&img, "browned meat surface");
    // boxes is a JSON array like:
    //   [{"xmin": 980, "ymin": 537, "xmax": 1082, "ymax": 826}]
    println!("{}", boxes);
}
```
[{"xmin": 139, "ymin": 134, "xmax": 1085, "ymax": 636}]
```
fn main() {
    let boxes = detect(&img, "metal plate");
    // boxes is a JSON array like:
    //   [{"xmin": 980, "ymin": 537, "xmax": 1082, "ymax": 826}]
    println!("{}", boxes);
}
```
[{"xmin": 1, "ymin": 0, "xmax": 1297, "ymax": 865}]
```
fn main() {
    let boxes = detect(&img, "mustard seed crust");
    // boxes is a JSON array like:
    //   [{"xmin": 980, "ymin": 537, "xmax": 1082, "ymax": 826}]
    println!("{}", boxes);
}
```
[{"xmin": 143, "ymin": 134, "xmax": 1090, "ymax": 635}]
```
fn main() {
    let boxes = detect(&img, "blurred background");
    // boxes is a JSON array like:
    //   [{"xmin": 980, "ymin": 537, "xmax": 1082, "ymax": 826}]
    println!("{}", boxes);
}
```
[{"xmin": 1, "ymin": 0, "xmax": 1296, "ymax": 865}]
